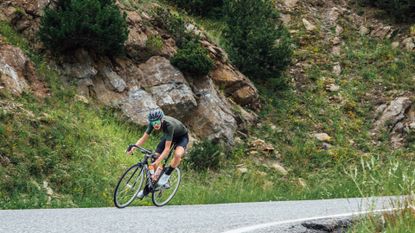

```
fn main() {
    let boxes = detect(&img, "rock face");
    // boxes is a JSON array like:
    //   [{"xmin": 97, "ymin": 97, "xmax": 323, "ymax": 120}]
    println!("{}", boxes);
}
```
[
  {"xmin": 373, "ymin": 97, "xmax": 414, "ymax": 148},
  {"xmin": 0, "ymin": 0, "xmax": 260, "ymax": 144},
  {"xmin": 0, "ymin": 38, "xmax": 36, "ymax": 96}
]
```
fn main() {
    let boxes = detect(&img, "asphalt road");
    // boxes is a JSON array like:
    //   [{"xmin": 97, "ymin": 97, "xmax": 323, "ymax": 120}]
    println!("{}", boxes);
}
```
[{"xmin": 0, "ymin": 196, "xmax": 403, "ymax": 233}]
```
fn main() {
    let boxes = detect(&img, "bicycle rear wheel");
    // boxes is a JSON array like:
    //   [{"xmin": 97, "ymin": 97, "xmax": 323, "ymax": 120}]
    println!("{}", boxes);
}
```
[
  {"xmin": 152, "ymin": 168, "xmax": 181, "ymax": 207},
  {"xmin": 114, "ymin": 164, "xmax": 145, "ymax": 208}
]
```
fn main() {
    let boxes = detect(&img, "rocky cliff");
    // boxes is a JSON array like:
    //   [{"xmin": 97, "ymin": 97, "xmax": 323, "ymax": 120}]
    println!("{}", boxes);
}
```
[{"xmin": 0, "ymin": 0, "xmax": 259, "ymax": 144}]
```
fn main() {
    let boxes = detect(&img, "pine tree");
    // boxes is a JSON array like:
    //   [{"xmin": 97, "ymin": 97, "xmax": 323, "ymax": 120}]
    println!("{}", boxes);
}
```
[
  {"xmin": 223, "ymin": 0, "xmax": 292, "ymax": 80},
  {"xmin": 39, "ymin": 0, "xmax": 128, "ymax": 56}
]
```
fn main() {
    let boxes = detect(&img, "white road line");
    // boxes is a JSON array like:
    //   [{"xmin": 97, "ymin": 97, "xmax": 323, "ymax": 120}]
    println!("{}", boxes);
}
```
[{"xmin": 222, "ymin": 207, "xmax": 401, "ymax": 233}]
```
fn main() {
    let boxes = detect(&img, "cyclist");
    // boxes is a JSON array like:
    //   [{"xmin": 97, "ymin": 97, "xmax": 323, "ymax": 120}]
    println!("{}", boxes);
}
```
[{"xmin": 127, "ymin": 108, "xmax": 189, "ymax": 199}]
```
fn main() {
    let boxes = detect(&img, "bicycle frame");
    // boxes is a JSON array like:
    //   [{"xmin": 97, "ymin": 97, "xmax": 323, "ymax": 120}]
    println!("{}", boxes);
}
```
[{"xmin": 133, "ymin": 145, "xmax": 175, "ymax": 192}]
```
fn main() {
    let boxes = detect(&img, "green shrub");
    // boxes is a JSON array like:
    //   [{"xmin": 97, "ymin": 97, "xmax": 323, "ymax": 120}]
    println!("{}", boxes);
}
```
[
  {"xmin": 171, "ymin": 41, "xmax": 214, "ymax": 76},
  {"xmin": 152, "ymin": 8, "xmax": 193, "ymax": 48},
  {"xmin": 170, "ymin": 0, "xmax": 224, "ymax": 17},
  {"xmin": 223, "ymin": 0, "xmax": 292, "ymax": 80},
  {"xmin": 359, "ymin": 0, "xmax": 415, "ymax": 22},
  {"xmin": 185, "ymin": 140, "xmax": 222, "ymax": 171},
  {"xmin": 38, "ymin": 0, "xmax": 128, "ymax": 56},
  {"xmin": 146, "ymin": 34, "xmax": 164, "ymax": 54}
]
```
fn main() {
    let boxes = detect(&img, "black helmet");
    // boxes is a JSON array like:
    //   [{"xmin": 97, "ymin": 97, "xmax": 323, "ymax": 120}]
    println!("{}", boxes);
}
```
[{"xmin": 148, "ymin": 108, "xmax": 164, "ymax": 122}]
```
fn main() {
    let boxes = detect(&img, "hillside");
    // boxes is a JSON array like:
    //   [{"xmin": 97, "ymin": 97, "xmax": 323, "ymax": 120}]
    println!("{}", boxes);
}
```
[{"xmin": 1, "ymin": 0, "xmax": 414, "ymax": 215}]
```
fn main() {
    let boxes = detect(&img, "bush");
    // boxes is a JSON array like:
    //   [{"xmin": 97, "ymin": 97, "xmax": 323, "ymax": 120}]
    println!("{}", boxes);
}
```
[
  {"xmin": 145, "ymin": 34, "xmax": 164, "ymax": 54},
  {"xmin": 185, "ymin": 140, "xmax": 222, "ymax": 171},
  {"xmin": 170, "ymin": 0, "xmax": 224, "ymax": 17},
  {"xmin": 359, "ymin": 0, "xmax": 415, "ymax": 22},
  {"xmin": 152, "ymin": 8, "xmax": 193, "ymax": 48},
  {"xmin": 223, "ymin": 0, "xmax": 292, "ymax": 80},
  {"xmin": 39, "ymin": 0, "xmax": 128, "ymax": 56},
  {"xmin": 171, "ymin": 41, "xmax": 214, "ymax": 76}
]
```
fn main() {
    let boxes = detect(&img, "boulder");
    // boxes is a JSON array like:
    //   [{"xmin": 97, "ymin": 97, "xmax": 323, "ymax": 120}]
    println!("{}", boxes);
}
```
[
  {"xmin": 370, "ymin": 26, "xmax": 393, "ymax": 39},
  {"xmin": 121, "ymin": 87, "xmax": 158, "ymax": 126},
  {"xmin": 402, "ymin": 38, "xmax": 414, "ymax": 51},
  {"xmin": 327, "ymin": 7, "xmax": 340, "ymax": 25},
  {"xmin": 210, "ymin": 64, "xmax": 259, "ymax": 109},
  {"xmin": 271, "ymin": 162, "xmax": 288, "ymax": 176},
  {"xmin": 62, "ymin": 49, "xmax": 97, "ymax": 79},
  {"xmin": 303, "ymin": 19, "xmax": 316, "ymax": 31},
  {"xmin": 0, "ymin": 41, "xmax": 33, "ymax": 96},
  {"xmin": 333, "ymin": 63, "xmax": 342, "ymax": 76},
  {"xmin": 373, "ymin": 97, "xmax": 413, "ymax": 148},
  {"xmin": 139, "ymin": 56, "xmax": 197, "ymax": 119},
  {"xmin": 100, "ymin": 67, "xmax": 127, "ymax": 93},
  {"xmin": 187, "ymin": 78, "xmax": 237, "ymax": 144},
  {"xmin": 373, "ymin": 97, "xmax": 412, "ymax": 132}
]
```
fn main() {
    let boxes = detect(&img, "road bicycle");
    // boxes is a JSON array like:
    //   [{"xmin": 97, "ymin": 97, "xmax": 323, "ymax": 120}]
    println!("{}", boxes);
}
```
[{"xmin": 113, "ymin": 145, "xmax": 181, "ymax": 208}]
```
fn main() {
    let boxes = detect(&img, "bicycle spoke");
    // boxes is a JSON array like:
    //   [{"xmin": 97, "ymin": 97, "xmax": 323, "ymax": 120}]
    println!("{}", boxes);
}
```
[
  {"xmin": 114, "ymin": 165, "xmax": 145, "ymax": 208},
  {"xmin": 152, "ymin": 168, "xmax": 181, "ymax": 207}
]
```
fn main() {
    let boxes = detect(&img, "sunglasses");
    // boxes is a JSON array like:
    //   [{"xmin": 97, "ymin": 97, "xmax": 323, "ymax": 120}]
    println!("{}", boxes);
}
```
[{"xmin": 151, "ymin": 120, "xmax": 161, "ymax": 126}]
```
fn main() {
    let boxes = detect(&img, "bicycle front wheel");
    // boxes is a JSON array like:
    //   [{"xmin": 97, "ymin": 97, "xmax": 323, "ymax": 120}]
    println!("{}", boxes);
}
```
[
  {"xmin": 152, "ymin": 168, "xmax": 181, "ymax": 207},
  {"xmin": 114, "ymin": 164, "xmax": 145, "ymax": 208}
]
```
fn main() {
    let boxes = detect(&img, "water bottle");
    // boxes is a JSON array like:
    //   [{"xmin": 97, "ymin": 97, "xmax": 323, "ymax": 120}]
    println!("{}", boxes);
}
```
[{"xmin": 148, "ymin": 165, "xmax": 155, "ymax": 175}]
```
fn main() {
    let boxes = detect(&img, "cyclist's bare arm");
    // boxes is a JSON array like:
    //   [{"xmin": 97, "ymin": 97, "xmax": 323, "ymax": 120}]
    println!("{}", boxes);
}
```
[
  {"xmin": 127, "ymin": 133, "xmax": 150, "ymax": 155},
  {"xmin": 136, "ymin": 132, "xmax": 150, "ymax": 146}
]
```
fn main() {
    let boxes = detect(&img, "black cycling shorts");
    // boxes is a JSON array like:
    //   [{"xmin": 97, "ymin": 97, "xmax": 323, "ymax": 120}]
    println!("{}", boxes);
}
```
[{"xmin": 155, "ymin": 133, "xmax": 189, "ymax": 154}]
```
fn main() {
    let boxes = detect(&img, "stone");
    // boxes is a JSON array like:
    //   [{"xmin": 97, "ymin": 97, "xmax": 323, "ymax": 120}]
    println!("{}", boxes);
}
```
[
  {"xmin": 0, "ymin": 154, "xmax": 10, "ymax": 167},
  {"xmin": 238, "ymin": 167, "xmax": 248, "ymax": 174},
  {"xmin": 62, "ymin": 50, "xmax": 97, "ymax": 79},
  {"xmin": 149, "ymin": 83, "xmax": 197, "ymax": 121},
  {"xmin": 187, "ymin": 78, "xmax": 237, "ymax": 144},
  {"xmin": 370, "ymin": 26, "xmax": 392, "ymax": 39},
  {"xmin": 42, "ymin": 181, "xmax": 54, "ymax": 196},
  {"xmin": 402, "ymin": 38, "xmax": 414, "ymax": 51},
  {"xmin": 211, "ymin": 65, "xmax": 259, "ymax": 109},
  {"xmin": 249, "ymin": 138, "xmax": 275, "ymax": 153},
  {"xmin": 303, "ymin": 19, "xmax": 317, "ymax": 31},
  {"xmin": 391, "ymin": 41, "xmax": 400, "ymax": 49},
  {"xmin": 373, "ymin": 97, "xmax": 412, "ymax": 133},
  {"xmin": 409, "ymin": 122, "xmax": 415, "ymax": 129},
  {"xmin": 74, "ymin": 95, "xmax": 89, "ymax": 104},
  {"xmin": 326, "ymin": 84, "xmax": 340, "ymax": 92},
  {"xmin": 327, "ymin": 7, "xmax": 340, "ymax": 25},
  {"xmin": 139, "ymin": 56, "xmax": 197, "ymax": 120},
  {"xmin": 335, "ymin": 25, "xmax": 343, "ymax": 36},
  {"xmin": 332, "ymin": 46, "xmax": 341, "ymax": 56},
  {"xmin": 284, "ymin": 0, "xmax": 298, "ymax": 9},
  {"xmin": 332, "ymin": 37, "xmax": 341, "ymax": 45},
  {"xmin": 333, "ymin": 63, "xmax": 342, "ymax": 76},
  {"xmin": 280, "ymin": 14, "xmax": 291, "ymax": 26},
  {"xmin": 0, "ymin": 43, "xmax": 33, "ymax": 96},
  {"xmin": 359, "ymin": 26, "xmax": 369, "ymax": 35},
  {"xmin": 297, "ymin": 178, "xmax": 307, "ymax": 188},
  {"xmin": 121, "ymin": 87, "xmax": 159, "ymax": 126},
  {"xmin": 100, "ymin": 67, "xmax": 127, "ymax": 93},
  {"xmin": 271, "ymin": 163, "xmax": 288, "ymax": 176},
  {"xmin": 314, "ymin": 133, "xmax": 332, "ymax": 142}
]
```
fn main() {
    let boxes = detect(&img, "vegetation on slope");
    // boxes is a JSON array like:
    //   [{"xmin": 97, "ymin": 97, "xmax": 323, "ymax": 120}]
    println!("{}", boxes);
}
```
[{"xmin": 1, "ymin": 0, "xmax": 415, "ymax": 214}]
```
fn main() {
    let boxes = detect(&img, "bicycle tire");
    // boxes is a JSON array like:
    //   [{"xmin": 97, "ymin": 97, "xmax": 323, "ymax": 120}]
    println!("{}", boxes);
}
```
[
  {"xmin": 152, "ymin": 168, "xmax": 181, "ymax": 207},
  {"xmin": 113, "ymin": 164, "xmax": 145, "ymax": 208}
]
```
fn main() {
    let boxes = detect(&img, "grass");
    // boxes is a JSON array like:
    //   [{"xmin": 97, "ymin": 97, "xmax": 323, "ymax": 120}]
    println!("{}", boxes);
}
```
[
  {"xmin": 1, "ymin": 0, "xmax": 415, "ymax": 213},
  {"xmin": 348, "ymin": 199, "xmax": 415, "ymax": 233}
]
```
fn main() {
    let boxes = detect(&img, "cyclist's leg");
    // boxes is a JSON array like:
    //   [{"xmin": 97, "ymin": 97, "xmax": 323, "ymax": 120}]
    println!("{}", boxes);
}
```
[
  {"xmin": 153, "ymin": 137, "xmax": 166, "ymax": 167},
  {"xmin": 169, "ymin": 133, "xmax": 189, "ymax": 172}
]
